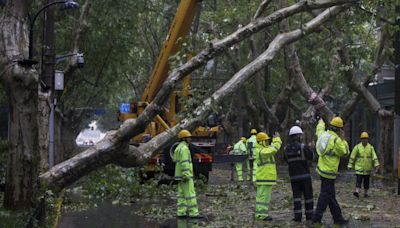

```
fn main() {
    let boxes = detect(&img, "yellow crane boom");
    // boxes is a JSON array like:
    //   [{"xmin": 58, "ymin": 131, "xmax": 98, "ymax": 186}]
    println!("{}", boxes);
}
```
[
  {"xmin": 141, "ymin": 0, "xmax": 199, "ymax": 102},
  {"xmin": 119, "ymin": 0, "xmax": 218, "ymax": 140}
]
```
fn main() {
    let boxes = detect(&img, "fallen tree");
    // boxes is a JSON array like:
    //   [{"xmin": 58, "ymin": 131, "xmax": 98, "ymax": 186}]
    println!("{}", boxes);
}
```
[{"xmin": 39, "ymin": 3, "xmax": 352, "ymax": 190}]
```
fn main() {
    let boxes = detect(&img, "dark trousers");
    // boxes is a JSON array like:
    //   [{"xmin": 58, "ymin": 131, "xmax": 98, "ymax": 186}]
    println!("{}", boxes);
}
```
[
  {"xmin": 356, "ymin": 174, "xmax": 370, "ymax": 190},
  {"xmin": 312, "ymin": 176, "xmax": 344, "ymax": 223},
  {"xmin": 291, "ymin": 179, "xmax": 314, "ymax": 220}
]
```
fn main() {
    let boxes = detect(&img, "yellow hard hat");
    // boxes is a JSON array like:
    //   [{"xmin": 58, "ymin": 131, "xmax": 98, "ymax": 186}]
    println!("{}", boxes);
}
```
[
  {"xmin": 250, "ymin": 129, "xmax": 257, "ymax": 134},
  {"xmin": 360, "ymin": 132, "xmax": 369, "ymax": 139},
  {"xmin": 240, "ymin": 137, "xmax": 246, "ymax": 142},
  {"xmin": 330, "ymin": 117, "xmax": 344, "ymax": 128},
  {"xmin": 178, "ymin": 129, "xmax": 192, "ymax": 139},
  {"xmin": 256, "ymin": 132, "xmax": 270, "ymax": 142}
]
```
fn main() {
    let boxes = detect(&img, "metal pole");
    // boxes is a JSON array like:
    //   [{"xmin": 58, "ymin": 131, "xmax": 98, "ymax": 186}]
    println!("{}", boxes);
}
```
[
  {"xmin": 43, "ymin": 0, "xmax": 56, "ymax": 168},
  {"xmin": 42, "ymin": 1, "xmax": 56, "ymax": 91},
  {"xmin": 49, "ymin": 98, "xmax": 55, "ymax": 168}
]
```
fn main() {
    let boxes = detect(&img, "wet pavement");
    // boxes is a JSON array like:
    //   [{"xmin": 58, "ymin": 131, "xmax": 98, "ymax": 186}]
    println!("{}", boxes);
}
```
[
  {"xmin": 58, "ymin": 163, "xmax": 400, "ymax": 228},
  {"xmin": 58, "ymin": 165, "xmax": 230, "ymax": 228},
  {"xmin": 58, "ymin": 202, "xmax": 160, "ymax": 228}
]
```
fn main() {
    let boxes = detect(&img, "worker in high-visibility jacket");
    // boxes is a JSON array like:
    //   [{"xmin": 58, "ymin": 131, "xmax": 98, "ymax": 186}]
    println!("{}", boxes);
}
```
[
  {"xmin": 247, "ymin": 129, "xmax": 258, "ymax": 182},
  {"xmin": 348, "ymin": 132, "xmax": 379, "ymax": 198},
  {"xmin": 173, "ymin": 130, "xmax": 203, "ymax": 219},
  {"xmin": 233, "ymin": 137, "xmax": 248, "ymax": 182},
  {"xmin": 312, "ymin": 117, "xmax": 348, "ymax": 226},
  {"xmin": 254, "ymin": 131, "xmax": 282, "ymax": 221}
]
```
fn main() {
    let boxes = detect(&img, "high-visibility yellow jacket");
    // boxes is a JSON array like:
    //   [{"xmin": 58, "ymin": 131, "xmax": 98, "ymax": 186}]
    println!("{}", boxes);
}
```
[
  {"xmin": 173, "ymin": 141, "xmax": 193, "ymax": 181},
  {"xmin": 343, "ymin": 140, "xmax": 350, "ymax": 156},
  {"xmin": 233, "ymin": 140, "xmax": 247, "ymax": 155},
  {"xmin": 254, "ymin": 137, "xmax": 282, "ymax": 185},
  {"xmin": 315, "ymin": 120, "xmax": 348, "ymax": 179},
  {"xmin": 348, "ymin": 143, "xmax": 379, "ymax": 175},
  {"xmin": 247, "ymin": 135, "xmax": 257, "ymax": 158}
]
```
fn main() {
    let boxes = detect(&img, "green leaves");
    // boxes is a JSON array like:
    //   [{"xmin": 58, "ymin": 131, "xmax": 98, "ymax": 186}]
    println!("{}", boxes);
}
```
[{"xmin": 79, "ymin": 165, "xmax": 141, "ymax": 201}]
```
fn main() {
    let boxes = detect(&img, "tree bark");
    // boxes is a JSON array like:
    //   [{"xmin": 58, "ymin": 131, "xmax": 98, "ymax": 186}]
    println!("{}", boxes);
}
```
[
  {"xmin": 4, "ymin": 75, "xmax": 39, "ymax": 209},
  {"xmin": 38, "ymin": 91, "xmax": 50, "ymax": 172},
  {"xmin": 0, "ymin": 1, "xmax": 41, "ymax": 209},
  {"xmin": 254, "ymin": 0, "xmax": 273, "ymax": 20},
  {"xmin": 378, "ymin": 116, "xmax": 394, "ymax": 173},
  {"xmin": 285, "ymin": 45, "xmax": 335, "ymax": 122},
  {"xmin": 39, "ymin": 4, "xmax": 351, "ymax": 190}
]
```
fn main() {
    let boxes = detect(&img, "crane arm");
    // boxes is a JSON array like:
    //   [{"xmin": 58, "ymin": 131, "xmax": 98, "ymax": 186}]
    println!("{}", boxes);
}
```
[{"xmin": 141, "ymin": 0, "xmax": 199, "ymax": 102}]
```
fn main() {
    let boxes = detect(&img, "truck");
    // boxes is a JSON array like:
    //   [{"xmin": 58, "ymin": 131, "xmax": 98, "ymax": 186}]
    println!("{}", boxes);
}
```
[{"xmin": 118, "ymin": 0, "xmax": 220, "ymax": 181}]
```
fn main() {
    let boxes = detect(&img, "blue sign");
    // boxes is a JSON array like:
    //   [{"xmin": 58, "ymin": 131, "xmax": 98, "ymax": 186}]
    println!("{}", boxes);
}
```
[
  {"xmin": 119, "ymin": 103, "xmax": 130, "ymax": 113},
  {"xmin": 94, "ymin": 108, "xmax": 106, "ymax": 116}
]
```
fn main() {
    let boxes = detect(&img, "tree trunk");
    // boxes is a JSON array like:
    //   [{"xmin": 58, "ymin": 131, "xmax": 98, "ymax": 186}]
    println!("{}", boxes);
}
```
[
  {"xmin": 378, "ymin": 116, "xmax": 394, "ymax": 173},
  {"xmin": 4, "ymin": 77, "xmax": 39, "ymax": 209},
  {"xmin": 0, "ymin": 1, "xmax": 40, "ymax": 209}
]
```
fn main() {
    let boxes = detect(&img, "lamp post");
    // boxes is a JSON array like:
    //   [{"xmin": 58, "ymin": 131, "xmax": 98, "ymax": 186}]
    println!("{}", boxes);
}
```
[
  {"xmin": 20, "ymin": 0, "xmax": 79, "ymax": 168},
  {"xmin": 41, "ymin": 0, "xmax": 79, "ymax": 168},
  {"xmin": 17, "ymin": 0, "xmax": 79, "ymax": 67},
  {"xmin": 29, "ymin": 0, "xmax": 79, "ymax": 60}
]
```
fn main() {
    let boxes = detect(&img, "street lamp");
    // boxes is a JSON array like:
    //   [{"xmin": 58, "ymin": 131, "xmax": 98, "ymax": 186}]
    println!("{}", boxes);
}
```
[
  {"xmin": 17, "ymin": 0, "xmax": 80, "ymax": 67},
  {"xmin": 56, "ymin": 52, "xmax": 85, "ymax": 67}
]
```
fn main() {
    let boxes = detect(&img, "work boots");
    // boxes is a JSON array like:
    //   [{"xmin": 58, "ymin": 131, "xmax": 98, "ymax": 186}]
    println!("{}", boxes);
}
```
[
  {"xmin": 353, "ymin": 188, "xmax": 360, "ymax": 198},
  {"xmin": 364, "ymin": 190, "xmax": 369, "ymax": 198},
  {"xmin": 334, "ymin": 219, "xmax": 349, "ymax": 226}
]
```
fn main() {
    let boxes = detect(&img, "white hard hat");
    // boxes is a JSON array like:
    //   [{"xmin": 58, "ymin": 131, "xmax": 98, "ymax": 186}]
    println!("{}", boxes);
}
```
[{"xmin": 289, "ymin": 126, "xmax": 303, "ymax": 136}]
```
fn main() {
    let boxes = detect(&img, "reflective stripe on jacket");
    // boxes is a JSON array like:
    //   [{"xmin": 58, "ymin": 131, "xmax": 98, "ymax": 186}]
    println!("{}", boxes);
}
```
[
  {"xmin": 284, "ymin": 141, "xmax": 313, "ymax": 182},
  {"xmin": 254, "ymin": 137, "xmax": 282, "ymax": 185},
  {"xmin": 173, "ymin": 141, "xmax": 193, "ymax": 180},
  {"xmin": 348, "ymin": 143, "xmax": 379, "ymax": 175},
  {"xmin": 315, "ymin": 120, "xmax": 348, "ymax": 179},
  {"xmin": 233, "ymin": 140, "xmax": 247, "ymax": 155}
]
